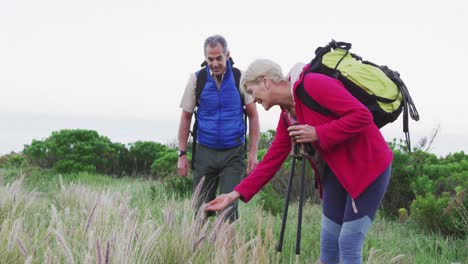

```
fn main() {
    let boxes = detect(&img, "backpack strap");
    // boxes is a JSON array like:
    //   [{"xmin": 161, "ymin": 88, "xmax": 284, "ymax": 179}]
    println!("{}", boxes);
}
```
[
  {"xmin": 233, "ymin": 67, "xmax": 241, "ymax": 94},
  {"xmin": 191, "ymin": 68, "xmax": 207, "ymax": 169},
  {"xmin": 295, "ymin": 77, "xmax": 332, "ymax": 116},
  {"xmin": 380, "ymin": 66, "xmax": 419, "ymax": 151},
  {"xmin": 195, "ymin": 69, "xmax": 208, "ymax": 107},
  {"xmin": 232, "ymin": 66, "xmax": 247, "ymax": 157}
]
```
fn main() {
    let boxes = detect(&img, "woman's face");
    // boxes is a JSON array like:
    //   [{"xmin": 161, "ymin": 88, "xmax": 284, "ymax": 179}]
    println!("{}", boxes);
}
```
[{"xmin": 245, "ymin": 78, "xmax": 273, "ymax": 110}]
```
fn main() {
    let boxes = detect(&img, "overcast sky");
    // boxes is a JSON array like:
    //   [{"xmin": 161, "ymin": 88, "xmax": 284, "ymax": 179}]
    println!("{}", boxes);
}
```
[{"xmin": 1, "ymin": 0, "xmax": 468, "ymax": 156}]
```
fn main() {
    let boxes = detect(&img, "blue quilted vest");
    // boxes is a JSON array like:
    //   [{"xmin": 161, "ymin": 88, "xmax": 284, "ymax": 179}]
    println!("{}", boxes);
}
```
[{"xmin": 196, "ymin": 61, "xmax": 245, "ymax": 149}]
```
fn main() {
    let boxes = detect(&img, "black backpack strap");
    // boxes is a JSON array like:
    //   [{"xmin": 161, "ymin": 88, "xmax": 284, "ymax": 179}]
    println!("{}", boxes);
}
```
[
  {"xmin": 233, "ymin": 67, "xmax": 241, "ymax": 92},
  {"xmin": 295, "ymin": 81, "xmax": 332, "ymax": 116},
  {"xmin": 190, "ymin": 118, "xmax": 198, "ymax": 170},
  {"xmin": 232, "ymin": 68, "xmax": 244, "ymax": 101},
  {"xmin": 191, "ymin": 68, "xmax": 208, "ymax": 169},
  {"xmin": 232, "ymin": 66, "xmax": 244, "ymax": 106},
  {"xmin": 380, "ymin": 66, "xmax": 420, "ymax": 152},
  {"xmin": 232, "ymin": 66, "xmax": 248, "ymax": 157},
  {"xmin": 195, "ymin": 68, "xmax": 208, "ymax": 107}
]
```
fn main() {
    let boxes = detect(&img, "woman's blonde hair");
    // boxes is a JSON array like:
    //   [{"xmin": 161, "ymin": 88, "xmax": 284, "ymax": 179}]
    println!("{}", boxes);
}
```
[{"xmin": 240, "ymin": 59, "xmax": 285, "ymax": 93}]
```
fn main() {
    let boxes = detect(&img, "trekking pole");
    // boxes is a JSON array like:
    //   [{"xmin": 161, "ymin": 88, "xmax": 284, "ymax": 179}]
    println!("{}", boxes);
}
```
[
  {"xmin": 296, "ymin": 144, "xmax": 308, "ymax": 261},
  {"xmin": 276, "ymin": 143, "xmax": 300, "ymax": 254}
]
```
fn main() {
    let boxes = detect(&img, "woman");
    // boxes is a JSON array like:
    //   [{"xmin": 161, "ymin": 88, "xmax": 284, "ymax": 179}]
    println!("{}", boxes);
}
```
[{"xmin": 204, "ymin": 59, "xmax": 393, "ymax": 264}]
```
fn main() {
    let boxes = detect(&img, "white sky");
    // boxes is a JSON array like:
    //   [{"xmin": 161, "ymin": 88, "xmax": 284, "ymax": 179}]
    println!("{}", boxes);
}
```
[{"xmin": 1, "ymin": 0, "xmax": 468, "ymax": 155}]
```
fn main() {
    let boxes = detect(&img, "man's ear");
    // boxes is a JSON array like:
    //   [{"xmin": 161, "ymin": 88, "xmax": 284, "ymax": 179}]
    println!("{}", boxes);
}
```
[{"xmin": 226, "ymin": 52, "xmax": 231, "ymax": 60}]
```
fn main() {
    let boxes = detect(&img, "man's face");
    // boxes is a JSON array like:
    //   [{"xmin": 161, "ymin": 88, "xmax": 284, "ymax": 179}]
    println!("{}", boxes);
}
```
[{"xmin": 205, "ymin": 44, "xmax": 229, "ymax": 77}]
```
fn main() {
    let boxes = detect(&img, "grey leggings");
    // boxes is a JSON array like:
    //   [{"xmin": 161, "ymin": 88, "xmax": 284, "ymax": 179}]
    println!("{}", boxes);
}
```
[{"xmin": 320, "ymin": 165, "xmax": 392, "ymax": 264}]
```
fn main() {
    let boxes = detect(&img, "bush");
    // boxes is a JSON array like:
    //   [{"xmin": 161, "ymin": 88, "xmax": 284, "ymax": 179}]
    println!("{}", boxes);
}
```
[
  {"xmin": 410, "ymin": 175, "xmax": 434, "ymax": 196},
  {"xmin": 383, "ymin": 142, "xmax": 468, "ymax": 225},
  {"xmin": 410, "ymin": 188, "xmax": 467, "ymax": 238},
  {"xmin": 151, "ymin": 150, "xmax": 179, "ymax": 180},
  {"xmin": 258, "ymin": 129, "xmax": 276, "ymax": 150},
  {"xmin": 257, "ymin": 183, "xmax": 284, "ymax": 216},
  {"xmin": 162, "ymin": 176, "xmax": 193, "ymax": 198},
  {"xmin": 257, "ymin": 149, "xmax": 267, "ymax": 160},
  {"xmin": 23, "ymin": 129, "xmax": 123, "ymax": 175},
  {"xmin": 0, "ymin": 152, "xmax": 27, "ymax": 168},
  {"xmin": 128, "ymin": 141, "xmax": 168, "ymax": 175},
  {"xmin": 53, "ymin": 160, "xmax": 96, "ymax": 174},
  {"xmin": 21, "ymin": 130, "xmax": 174, "ymax": 177}
]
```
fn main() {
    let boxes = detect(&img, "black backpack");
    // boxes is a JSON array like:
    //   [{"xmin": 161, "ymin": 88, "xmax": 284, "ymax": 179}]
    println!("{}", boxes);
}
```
[
  {"xmin": 296, "ymin": 40, "xmax": 419, "ymax": 151},
  {"xmin": 190, "ymin": 58, "xmax": 247, "ymax": 169}
]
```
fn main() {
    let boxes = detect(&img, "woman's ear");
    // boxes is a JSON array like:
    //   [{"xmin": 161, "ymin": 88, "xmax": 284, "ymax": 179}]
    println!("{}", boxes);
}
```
[{"xmin": 263, "ymin": 77, "xmax": 270, "ymax": 89}]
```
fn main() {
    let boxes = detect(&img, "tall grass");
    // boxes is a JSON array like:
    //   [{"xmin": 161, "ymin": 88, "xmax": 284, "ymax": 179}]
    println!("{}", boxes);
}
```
[
  {"xmin": 0, "ymin": 168, "xmax": 466, "ymax": 263},
  {"xmin": 0, "ymin": 173, "xmax": 278, "ymax": 263}
]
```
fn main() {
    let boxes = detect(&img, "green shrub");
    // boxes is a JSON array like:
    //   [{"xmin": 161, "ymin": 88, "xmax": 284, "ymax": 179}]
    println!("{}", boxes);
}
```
[
  {"xmin": 162, "ymin": 176, "xmax": 193, "ymax": 198},
  {"xmin": 257, "ymin": 149, "xmax": 267, "ymax": 160},
  {"xmin": 53, "ymin": 160, "xmax": 96, "ymax": 174},
  {"xmin": 258, "ymin": 129, "xmax": 276, "ymax": 150},
  {"xmin": 23, "ymin": 129, "xmax": 122, "ymax": 175},
  {"xmin": 410, "ymin": 175, "xmax": 434, "ymax": 196},
  {"xmin": 257, "ymin": 183, "xmax": 283, "ymax": 216},
  {"xmin": 410, "ymin": 189, "xmax": 467, "ymax": 238},
  {"xmin": 0, "ymin": 152, "xmax": 27, "ymax": 168},
  {"xmin": 21, "ymin": 129, "xmax": 178, "ymax": 177},
  {"xmin": 128, "ymin": 141, "xmax": 168, "ymax": 175},
  {"xmin": 151, "ymin": 150, "xmax": 178, "ymax": 179}
]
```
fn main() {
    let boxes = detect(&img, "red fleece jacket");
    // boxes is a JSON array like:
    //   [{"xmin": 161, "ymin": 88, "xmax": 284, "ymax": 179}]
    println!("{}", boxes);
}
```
[{"xmin": 234, "ymin": 72, "xmax": 393, "ymax": 202}]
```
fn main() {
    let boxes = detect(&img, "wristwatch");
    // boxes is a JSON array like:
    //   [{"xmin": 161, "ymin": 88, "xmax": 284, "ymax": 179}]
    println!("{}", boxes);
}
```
[{"xmin": 177, "ymin": 150, "xmax": 187, "ymax": 157}]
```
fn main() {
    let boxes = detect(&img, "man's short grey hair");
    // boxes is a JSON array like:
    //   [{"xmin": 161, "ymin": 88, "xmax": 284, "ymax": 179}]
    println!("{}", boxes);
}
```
[
  {"xmin": 204, "ymin": 35, "xmax": 229, "ymax": 56},
  {"xmin": 240, "ymin": 59, "xmax": 285, "ymax": 92}
]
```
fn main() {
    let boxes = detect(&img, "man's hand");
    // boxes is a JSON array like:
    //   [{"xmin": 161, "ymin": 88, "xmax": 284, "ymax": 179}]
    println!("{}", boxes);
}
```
[
  {"xmin": 177, "ymin": 110, "xmax": 193, "ymax": 177},
  {"xmin": 246, "ymin": 152, "xmax": 258, "ymax": 174},
  {"xmin": 204, "ymin": 191, "xmax": 241, "ymax": 211},
  {"xmin": 287, "ymin": 124, "xmax": 318, "ymax": 143},
  {"xmin": 177, "ymin": 156, "xmax": 189, "ymax": 177}
]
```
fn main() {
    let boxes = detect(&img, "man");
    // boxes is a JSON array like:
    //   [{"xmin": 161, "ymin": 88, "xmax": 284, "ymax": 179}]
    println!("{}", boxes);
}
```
[{"xmin": 177, "ymin": 35, "xmax": 260, "ymax": 221}]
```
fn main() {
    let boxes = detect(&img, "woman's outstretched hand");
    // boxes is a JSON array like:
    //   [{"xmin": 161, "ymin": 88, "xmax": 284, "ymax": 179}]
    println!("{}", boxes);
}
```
[{"xmin": 204, "ymin": 191, "xmax": 241, "ymax": 211}]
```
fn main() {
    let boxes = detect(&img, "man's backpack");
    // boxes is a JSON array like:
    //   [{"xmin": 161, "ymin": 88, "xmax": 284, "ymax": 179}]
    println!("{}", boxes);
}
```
[
  {"xmin": 190, "ymin": 58, "xmax": 247, "ymax": 169},
  {"xmin": 296, "ymin": 40, "xmax": 419, "ymax": 151}
]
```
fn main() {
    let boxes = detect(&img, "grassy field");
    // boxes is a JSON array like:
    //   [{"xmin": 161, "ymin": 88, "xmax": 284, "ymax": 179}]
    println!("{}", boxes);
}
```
[{"xmin": 0, "ymin": 167, "xmax": 466, "ymax": 263}]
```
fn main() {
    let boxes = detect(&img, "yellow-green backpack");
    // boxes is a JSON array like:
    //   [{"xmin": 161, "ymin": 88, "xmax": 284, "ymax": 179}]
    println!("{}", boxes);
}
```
[{"xmin": 296, "ymin": 40, "xmax": 419, "ymax": 150}]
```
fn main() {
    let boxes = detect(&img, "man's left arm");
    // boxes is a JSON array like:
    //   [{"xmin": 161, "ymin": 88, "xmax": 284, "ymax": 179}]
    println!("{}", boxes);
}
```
[{"xmin": 245, "ymin": 102, "xmax": 259, "ymax": 174}]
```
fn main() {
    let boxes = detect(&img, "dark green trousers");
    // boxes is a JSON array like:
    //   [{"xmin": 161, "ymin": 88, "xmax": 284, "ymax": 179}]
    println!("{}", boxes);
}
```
[{"xmin": 192, "ymin": 143, "xmax": 245, "ymax": 222}]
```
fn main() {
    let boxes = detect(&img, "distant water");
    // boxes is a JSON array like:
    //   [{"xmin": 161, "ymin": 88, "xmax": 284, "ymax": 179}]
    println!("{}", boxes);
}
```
[
  {"xmin": 1, "ymin": 112, "xmax": 467, "ymax": 157},
  {"xmin": 0, "ymin": 112, "xmax": 179, "ymax": 155}
]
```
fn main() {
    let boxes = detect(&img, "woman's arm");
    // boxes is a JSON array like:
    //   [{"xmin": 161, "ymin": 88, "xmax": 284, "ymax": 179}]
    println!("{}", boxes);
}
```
[
  {"xmin": 233, "ymin": 112, "xmax": 292, "ymax": 203},
  {"xmin": 205, "ymin": 112, "xmax": 292, "ymax": 214}
]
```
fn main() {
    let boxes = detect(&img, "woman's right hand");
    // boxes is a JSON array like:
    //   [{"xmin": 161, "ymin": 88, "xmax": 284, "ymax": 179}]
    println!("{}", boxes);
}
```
[{"xmin": 204, "ymin": 191, "xmax": 241, "ymax": 211}]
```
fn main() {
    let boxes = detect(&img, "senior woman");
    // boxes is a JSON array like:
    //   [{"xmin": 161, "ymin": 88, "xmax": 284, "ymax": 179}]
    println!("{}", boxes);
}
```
[{"xmin": 204, "ymin": 59, "xmax": 393, "ymax": 264}]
